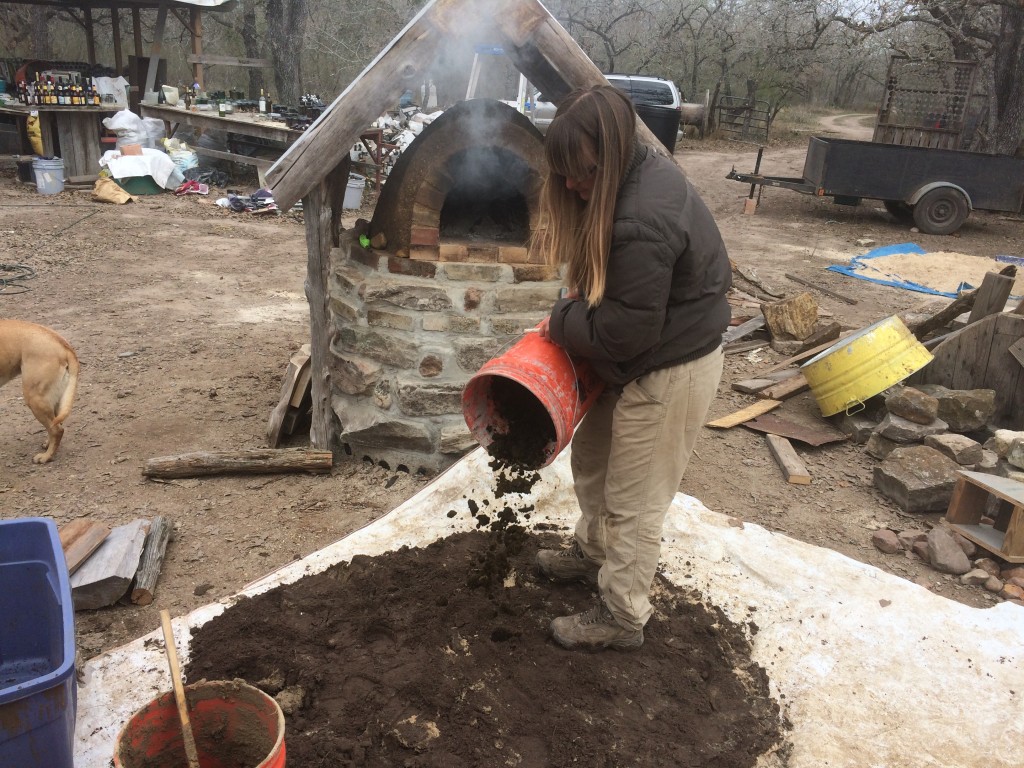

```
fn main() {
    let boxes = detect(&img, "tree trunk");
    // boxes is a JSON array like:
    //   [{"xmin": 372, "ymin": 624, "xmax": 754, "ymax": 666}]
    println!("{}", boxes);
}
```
[
  {"xmin": 990, "ymin": 4, "xmax": 1024, "ymax": 155},
  {"xmin": 240, "ymin": 0, "xmax": 267, "ymax": 99},
  {"xmin": 30, "ymin": 6, "xmax": 51, "ymax": 58},
  {"xmin": 266, "ymin": 0, "xmax": 307, "ymax": 105}
]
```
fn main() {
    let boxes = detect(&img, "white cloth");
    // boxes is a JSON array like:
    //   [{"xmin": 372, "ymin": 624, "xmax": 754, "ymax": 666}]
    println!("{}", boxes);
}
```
[{"xmin": 99, "ymin": 148, "xmax": 182, "ymax": 190}]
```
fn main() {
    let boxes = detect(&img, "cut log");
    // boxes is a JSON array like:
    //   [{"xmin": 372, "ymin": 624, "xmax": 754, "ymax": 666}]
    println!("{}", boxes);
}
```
[
  {"xmin": 769, "ymin": 321, "xmax": 842, "ymax": 356},
  {"xmin": 761, "ymin": 292, "xmax": 818, "ymax": 341},
  {"xmin": 706, "ymin": 399, "xmax": 783, "ymax": 429},
  {"xmin": 131, "ymin": 516, "xmax": 173, "ymax": 606},
  {"xmin": 765, "ymin": 434, "xmax": 811, "ymax": 485},
  {"xmin": 59, "ymin": 519, "xmax": 111, "ymax": 575},
  {"xmin": 70, "ymin": 519, "xmax": 150, "ymax": 610},
  {"xmin": 143, "ymin": 448, "xmax": 334, "ymax": 479}
]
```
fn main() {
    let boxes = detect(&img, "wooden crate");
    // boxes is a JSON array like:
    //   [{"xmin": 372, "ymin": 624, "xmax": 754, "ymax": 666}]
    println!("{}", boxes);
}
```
[{"xmin": 945, "ymin": 470, "xmax": 1024, "ymax": 563}]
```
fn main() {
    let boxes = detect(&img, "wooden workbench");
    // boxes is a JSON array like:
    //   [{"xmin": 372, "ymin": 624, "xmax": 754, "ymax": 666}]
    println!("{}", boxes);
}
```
[
  {"xmin": 140, "ymin": 103, "xmax": 303, "ymax": 182},
  {"xmin": 0, "ymin": 103, "xmax": 122, "ymax": 181}
]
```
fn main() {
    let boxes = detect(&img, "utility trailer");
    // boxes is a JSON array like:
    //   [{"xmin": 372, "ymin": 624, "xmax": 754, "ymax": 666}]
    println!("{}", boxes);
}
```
[{"xmin": 727, "ymin": 136, "xmax": 1024, "ymax": 235}]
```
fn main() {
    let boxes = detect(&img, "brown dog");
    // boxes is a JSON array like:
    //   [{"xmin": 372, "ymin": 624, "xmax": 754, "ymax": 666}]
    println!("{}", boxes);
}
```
[{"xmin": 0, "ymin": 319, "xmax": 79, "ymax": 463}]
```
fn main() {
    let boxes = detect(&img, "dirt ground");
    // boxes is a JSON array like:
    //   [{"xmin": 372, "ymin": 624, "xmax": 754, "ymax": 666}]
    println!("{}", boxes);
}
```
[{"xmin": 1, "ymin": 112, "xmax": 1021, "ymax": 666}]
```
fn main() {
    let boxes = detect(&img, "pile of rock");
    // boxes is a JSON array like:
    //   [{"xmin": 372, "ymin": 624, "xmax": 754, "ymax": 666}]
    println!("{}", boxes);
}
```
[
  {"xmin": 837, "ymin": 383, "xmax": 1023, "ymax": 513},
  {"xmin": 844, "ymin": 383, "xmax": 1024, "ymax": 604},
  {"xmin": 871, "ymin": 526, "xmax": 1024, "ymax": 605}
]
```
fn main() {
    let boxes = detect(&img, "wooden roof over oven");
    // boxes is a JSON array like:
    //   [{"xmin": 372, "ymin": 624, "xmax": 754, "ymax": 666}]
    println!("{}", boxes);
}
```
[{"xmin": 266, "ymin": 0, "xmax": 661, "ymax": 212}]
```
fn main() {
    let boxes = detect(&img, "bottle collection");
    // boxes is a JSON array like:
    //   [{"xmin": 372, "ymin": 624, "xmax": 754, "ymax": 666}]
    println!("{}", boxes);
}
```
[{"xmin": 17, "ymin": 75, "xmax": 102, "ymax": 107}]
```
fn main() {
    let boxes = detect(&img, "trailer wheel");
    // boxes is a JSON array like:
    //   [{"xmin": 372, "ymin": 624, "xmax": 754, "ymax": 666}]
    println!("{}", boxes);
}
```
[
  {"xmin": 913, "ymin": 187, "xmax": 969, "ymax": 235},
  {"xmin": 883, "ymin": 200, "xmax": 914, "ymax": 223}
]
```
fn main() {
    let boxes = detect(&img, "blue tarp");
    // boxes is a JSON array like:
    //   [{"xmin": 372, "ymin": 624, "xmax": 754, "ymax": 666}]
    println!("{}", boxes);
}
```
[{"xmin": 827, "ymin": 243, "xmax": 1021, "ymax": 299}]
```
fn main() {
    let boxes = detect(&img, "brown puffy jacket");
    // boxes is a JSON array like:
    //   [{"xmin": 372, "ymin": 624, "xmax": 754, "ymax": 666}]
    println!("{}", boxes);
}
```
[{"xmin": 548, "ymin": 142, "xmax": 731, "ymax": 386}]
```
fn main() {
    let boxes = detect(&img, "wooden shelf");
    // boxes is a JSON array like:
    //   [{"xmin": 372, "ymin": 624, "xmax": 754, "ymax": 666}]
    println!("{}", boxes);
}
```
[{"xmin": 945, "ymin": 470, "xmax": 1024, "ymax": 563}]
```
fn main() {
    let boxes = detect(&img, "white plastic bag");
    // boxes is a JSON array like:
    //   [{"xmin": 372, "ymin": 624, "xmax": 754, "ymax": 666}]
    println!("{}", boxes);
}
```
[
  {"xmin": 102, "ymin": 109, "xmax": 146, "ymax": 149},
  {"xmin": 141, "ymin": 117, "xmax": 166, "ymax": 148}
]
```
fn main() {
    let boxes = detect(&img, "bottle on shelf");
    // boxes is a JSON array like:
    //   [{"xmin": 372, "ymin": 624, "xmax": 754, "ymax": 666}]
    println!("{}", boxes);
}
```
[{"xmin": 259, "ymin": 88, "xmax": 266, "ymax": 114}]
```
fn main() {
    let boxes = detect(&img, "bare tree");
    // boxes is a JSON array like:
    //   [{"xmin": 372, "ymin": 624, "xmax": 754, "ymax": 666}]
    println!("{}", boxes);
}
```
[
  {"xmin": 834, "ymin": 0, "xmax": 1024, "ymax": 154},
  {"xmin": 266, "ymin": 0, "xmax": 309, "ymax": 105}
]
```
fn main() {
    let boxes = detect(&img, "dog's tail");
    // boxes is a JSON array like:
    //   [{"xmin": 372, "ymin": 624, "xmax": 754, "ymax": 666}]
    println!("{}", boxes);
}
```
[{"xmin": 53, "ymin": 349, "xmax": 80, "ymax": 428}]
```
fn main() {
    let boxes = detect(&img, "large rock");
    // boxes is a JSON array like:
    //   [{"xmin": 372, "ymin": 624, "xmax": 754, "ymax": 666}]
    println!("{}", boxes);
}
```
[
  {"xmin": 926, "ymin": 527, "xmax": 972, "ymax": 575},
  {"xmin": 1008, "ymin": 437, "xmax": 1024, "ymax": 470},
  {"xmin": 914, "ymin": 385, "xmax": 996, "ymax": 433},
  {"xmin": 923, "ymin": 433, "xmax": 983, "ymax": 465},
  {"xmin": 762, "ymin": 292, "xmax": 818, "ymax": 341},
  {"xmin": 984, "ymin": 429, "xmax": 1024, "ymax": 458},
  {"xmin": 865, "ymin": 432, "xmax": 899, "ymax": 460},
  {"xmin": 885, "ymin": 386, "xmax": 939, "ymax": 425},
  {"xmin": 876, "ymin": 413, "xmax": 948, "ymax": 443},
  {"xmin": 873, "ymin": 445, "xmax": 961, "ymax": 512}
]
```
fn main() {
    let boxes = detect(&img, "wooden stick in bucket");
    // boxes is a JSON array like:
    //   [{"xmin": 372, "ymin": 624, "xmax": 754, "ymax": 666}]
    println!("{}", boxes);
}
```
[{"xmin": 159, "ymin": 609, "xmax": 202, "ymax": 768}]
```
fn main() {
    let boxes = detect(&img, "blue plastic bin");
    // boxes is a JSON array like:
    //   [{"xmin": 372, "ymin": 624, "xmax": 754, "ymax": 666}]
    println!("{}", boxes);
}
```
[{"xmin": 0, "ymin": 518, "xmax": 77, "ymax": 768}]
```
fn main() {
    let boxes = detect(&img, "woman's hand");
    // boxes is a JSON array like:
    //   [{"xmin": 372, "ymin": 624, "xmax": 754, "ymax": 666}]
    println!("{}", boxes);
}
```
[{"xmin": 534, "ymin": 316, "xmax": 551, "ymax": 340}]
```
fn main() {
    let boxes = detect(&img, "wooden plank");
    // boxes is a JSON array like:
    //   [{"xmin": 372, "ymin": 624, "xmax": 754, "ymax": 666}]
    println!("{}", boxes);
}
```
[
  {"xmin": 187, "ymin": 53, "xmax": 271, "ymax": 68},
  {"xmin": 949, "ymin": 523, "xmax": 1024, "ymax": 564},
  {"xmin": 950, "ymin": 311, "xmax": 996, "ymax": 390},
  {"xmin": 1002, "ymin": 507, "xmax": 1024, "ymax": 558},
  {"xmin": 784, "ymin": 272, "xmax": 857, "ymax": 305},
  {"xmin": 70, "ymin": 519, "xmax": 150, "ymax": 610},
  {"xmin": 731, "ymin": 378, "xmax": 775, "ymax": 394},
  {"xmin": 765, "ymin": 434, "xmax": 811, "ymax": 485},
  {"xmin": 143, "ymin": 448, "xmax": 333, "ymax": 479},
  {"xmin": 131, "ymin": 516, "xmax": 173, "ymax": 606},
  {"xmin": 706, "ymin": 399, "xmax": 782, "ymax": 429},
  {"xmin": 267, "ymin": 345, "xmax": 312, "ymax": 447},
  {"xmin": 289, "ymin": 347, "xmax": 313, "ymax": 407},
  {"xmin": 758, "ymin": 373, "xmax": 809, "ymax": 401},
  {"xmin": 944, "ymin": 475, "xmax": 991, "ymax": 524},
  {"xmin": 193, "ymin": 145, "xmax": 275, "ymax": 170},
  {"xmin": 1009, "ymin": 337, "xmax": 1024, "ymax": 368},
  {"xmin": 721, "ymin": 315, "xmax": 765, "ymax": 345},
  {"xmin": 967, "ymin": 271, "xmax": 1015, "ymax": 324},
  {"xmin": 724, "ymin": 339, "xmax": 769, "ymax": 355},
  {"xmin": 60, "ymin": 519, "xmax": 111, "ymax": 575},
  {"xmin": 988, "ymin": 313, "xmax": 1024, "ymax": 426}
]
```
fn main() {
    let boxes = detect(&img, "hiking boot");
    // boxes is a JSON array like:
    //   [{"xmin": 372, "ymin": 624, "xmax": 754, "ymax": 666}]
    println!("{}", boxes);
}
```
[
  {"xmin": 536, "ymin": 540, "xmax": 599, "ymax": 584},
  {"xmin": 550, "ymin": 600, "xmax": 644, "ymax": 651}
]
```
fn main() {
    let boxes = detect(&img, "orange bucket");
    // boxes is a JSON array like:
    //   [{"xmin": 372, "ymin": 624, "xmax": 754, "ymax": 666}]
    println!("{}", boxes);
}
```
[
  {"xmin": 113, "ymin": 679, "xmax": 285, "ymax": 768},
  {"xmin": 462, "ymin": 332, "xmax": 605, "ymax": 469}
]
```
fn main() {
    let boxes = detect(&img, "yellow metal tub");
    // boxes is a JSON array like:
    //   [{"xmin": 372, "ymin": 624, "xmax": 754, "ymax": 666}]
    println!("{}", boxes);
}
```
[{"xmin": 801, "ymin": 316, "xmax": 933, "ymax": 416}]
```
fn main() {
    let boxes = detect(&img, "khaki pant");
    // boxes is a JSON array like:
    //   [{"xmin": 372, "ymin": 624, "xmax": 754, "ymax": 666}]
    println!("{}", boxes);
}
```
[{"xmin": 569, "ymin": 347, "xmax": 724, "ymax": 630}]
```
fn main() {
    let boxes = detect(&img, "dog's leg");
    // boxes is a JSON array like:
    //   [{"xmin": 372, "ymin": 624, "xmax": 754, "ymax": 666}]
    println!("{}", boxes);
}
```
[{"xmin": 22, "ymin": 362, "xmax": 73, "ymax": 464}]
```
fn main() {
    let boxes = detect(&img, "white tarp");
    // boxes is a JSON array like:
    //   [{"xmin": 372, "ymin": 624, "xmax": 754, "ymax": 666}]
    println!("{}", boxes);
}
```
[{"xmin": 74, "ymin": 448, "xmax": 1024, "ymax": 768}]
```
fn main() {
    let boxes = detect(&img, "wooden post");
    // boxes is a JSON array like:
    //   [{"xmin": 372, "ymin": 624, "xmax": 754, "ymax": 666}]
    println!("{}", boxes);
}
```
[
  {"xmin": 190, "ymin": 8, "xmax": 204, "ymax": 89},
  {"xmin": 302, "ymin": 160, "xmax": 349, "ymax": 453},
  {"xmin": 111, "ymin": 6, "xmax": 124, "ymax": 76},
  {"xmin": 132, "ymin": 7, "xmax": 143, "ymax": 58},
  {"xmin": 144, "ymin": 1, "xmax": 169, "ymax": 99},
  {"xmin": 84, "ymin": 6, "xmax": 97, "ymax": 65},
  {"xmin": 967, "ymin": 270, "xmax": 1016, "ymax": 324}
]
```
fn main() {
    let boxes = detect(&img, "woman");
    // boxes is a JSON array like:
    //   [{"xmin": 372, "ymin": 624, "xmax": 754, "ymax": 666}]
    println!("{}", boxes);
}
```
[{"xmin": 535, "ymin": 85, "xmax": 731, "ymax": 651}]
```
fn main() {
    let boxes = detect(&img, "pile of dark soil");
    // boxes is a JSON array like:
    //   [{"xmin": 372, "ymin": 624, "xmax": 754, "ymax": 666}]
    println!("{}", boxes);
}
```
[{"xmin": 186, "ymin": 530, "xmax": 787, "ymax": 767}]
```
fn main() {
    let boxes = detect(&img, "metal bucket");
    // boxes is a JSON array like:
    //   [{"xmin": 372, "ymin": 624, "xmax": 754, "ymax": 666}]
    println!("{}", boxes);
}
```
[{"xmin": 801, "ymin": 315, "xmax": 933, "ymax": 416}]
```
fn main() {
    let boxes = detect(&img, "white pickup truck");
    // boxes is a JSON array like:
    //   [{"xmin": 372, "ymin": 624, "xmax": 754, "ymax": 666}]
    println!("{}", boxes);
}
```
[{"xmin": 502, "ymin": 75, "xmax": 685, "ymax": 139}]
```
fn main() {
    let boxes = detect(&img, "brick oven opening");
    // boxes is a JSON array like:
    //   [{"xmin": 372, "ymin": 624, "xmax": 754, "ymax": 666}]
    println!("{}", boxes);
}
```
[
  {"xmin": 438, "ymin": 147, "xmax": 531, "ymax": 244},
  {"xmin": 367, "ymin": 99, "xmax": 546, "ymax": 261}
]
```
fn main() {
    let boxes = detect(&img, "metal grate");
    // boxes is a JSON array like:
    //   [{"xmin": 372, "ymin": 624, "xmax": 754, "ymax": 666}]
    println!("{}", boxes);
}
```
[
  {"xmin": 716, "ymin": 95, "xmax": 771, "ymax": 144},
  {"xmin": 873, "ymin": 56, "xmax": 978, "ymax": 150}
]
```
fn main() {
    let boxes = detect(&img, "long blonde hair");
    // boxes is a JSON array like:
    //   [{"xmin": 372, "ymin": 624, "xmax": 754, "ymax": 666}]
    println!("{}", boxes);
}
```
[{"xmin": 539, "ymin": 86, "xmax": 636, "ymax": 306}]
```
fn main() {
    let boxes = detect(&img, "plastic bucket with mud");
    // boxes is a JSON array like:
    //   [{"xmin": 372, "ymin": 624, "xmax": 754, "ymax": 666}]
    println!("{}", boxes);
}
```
[
  {"xmin": 463, "ymin": 331, "xmax": 605, "ymax": 469},
  {"xmin": 113, "ymin": 679, "xmax": 286, "ymax": 768}
]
